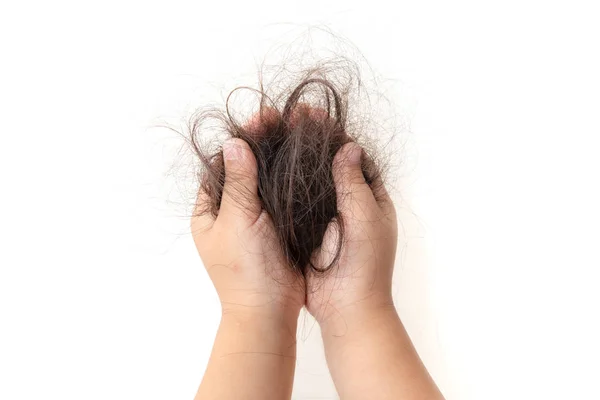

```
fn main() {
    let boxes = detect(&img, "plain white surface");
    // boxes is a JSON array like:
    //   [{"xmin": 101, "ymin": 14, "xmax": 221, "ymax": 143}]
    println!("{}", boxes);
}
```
[{"xmin": 1, "ymin": 1, "xmax": 599, "ymax": 399}]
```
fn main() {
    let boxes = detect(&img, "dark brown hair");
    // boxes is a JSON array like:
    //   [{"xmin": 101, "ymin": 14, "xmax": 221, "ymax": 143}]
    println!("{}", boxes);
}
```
[{"xmin": 189, "ymin": 73, "xmax": 384, "ymax": 277}]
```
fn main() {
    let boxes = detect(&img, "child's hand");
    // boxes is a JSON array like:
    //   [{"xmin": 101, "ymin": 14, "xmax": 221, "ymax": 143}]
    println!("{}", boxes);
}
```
[
  {"xmin": 306, "ymin": 142, "xmax": 398, "ymax": 329},
  {"xmin": 191, "ymin": 137, "xmax": 304, "ymax": 323}
]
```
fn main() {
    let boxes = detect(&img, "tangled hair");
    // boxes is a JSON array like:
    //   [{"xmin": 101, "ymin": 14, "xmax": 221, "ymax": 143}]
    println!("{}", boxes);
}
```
[{"xmin": 189, "ymin": 72, "xmax": 384, "ymax": 277}]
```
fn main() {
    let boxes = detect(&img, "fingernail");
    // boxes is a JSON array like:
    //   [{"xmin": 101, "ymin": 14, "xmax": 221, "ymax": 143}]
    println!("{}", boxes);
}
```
[
  {"xmin": 348, "ymin": 143, "xmax": 362, "ymax": 164},
  {"xmin": 223, "ymin": 139, "xmax": 243, "ymax": 161}
]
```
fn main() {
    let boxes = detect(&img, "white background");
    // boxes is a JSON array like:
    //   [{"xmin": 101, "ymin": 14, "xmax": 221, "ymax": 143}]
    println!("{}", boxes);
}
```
[{"xmin": 1, "ymin": 1, "xmax": 599, "ymax": 399}]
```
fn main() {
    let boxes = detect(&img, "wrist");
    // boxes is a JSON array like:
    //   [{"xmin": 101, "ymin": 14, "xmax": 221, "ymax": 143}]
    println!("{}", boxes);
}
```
[
  {"xmin": 319, "ymin": 295, "xmax": 397, "ymax": 339},
  {"xmin": 221, "ymin": 305, "xmax": 300, "ymax": 329},
  {"xmin": 217, "ymin": 310, "xmax": 299, "ymax": 358},
  {"xmin": 218, "ymin": 285, "xmax": 303, "ymax": 326},
  {"xmin": 221, "ymin": 299, "xmax": 301, "ymax": 327},
  {"xmin": 317, "ymin": 300, "xmax": 443, "ymax": 400}
]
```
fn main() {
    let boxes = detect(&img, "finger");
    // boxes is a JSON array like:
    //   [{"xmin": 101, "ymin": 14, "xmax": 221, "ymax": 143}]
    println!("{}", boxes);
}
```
[
  {"xmin": 310, "ymin": 216, "xmax": 343, "ymax": 273},
  {"xmin": 190, "ymin": 174, "xmax": 217, "ymax": 236},
  {"xmin": 244, "ymin": 107, "xmax": 280, "ymax": 139},
  {"xmin": 370, "ymin": 173, "xmax": 397, "ymax": 220},
  {"xmin": 332, "ymin": 142, "xmax": 378, "ymax": 219},
  {"xmin": 290, "ymin": 103, "xmax": 329, "ymax": 128},
  {"xmin": 218, "ymin": 138, "xmax": 261, "ymax": 226}
]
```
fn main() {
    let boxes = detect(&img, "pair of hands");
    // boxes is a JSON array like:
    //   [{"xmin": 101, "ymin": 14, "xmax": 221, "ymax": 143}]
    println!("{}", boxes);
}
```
[{"xmin": 191, "ymin": 118, "xmax": 398, "ymax": 331}]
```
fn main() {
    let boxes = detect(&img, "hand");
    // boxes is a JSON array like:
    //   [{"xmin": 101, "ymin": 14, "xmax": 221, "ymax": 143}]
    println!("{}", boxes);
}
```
[
  {"xmin": 305, "ymin": 143, "xmax": 443, "ymax": 400},
  {"xmin": 191, "ymin": 137, "xmax": 305, "ymax": 324},
  {"xmin": 306, "ymin": 142, "xmax": 398, "ymax": 330}
]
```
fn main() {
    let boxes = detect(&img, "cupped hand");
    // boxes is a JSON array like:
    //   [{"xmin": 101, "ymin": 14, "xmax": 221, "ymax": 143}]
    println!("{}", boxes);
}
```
[
  {"xmin": 191, "ymin": 137, "xmax": 305, "ymax": 323},
  {"xmin": 306, "ymin": 142, "xmax": 398, "ymax": 328}
]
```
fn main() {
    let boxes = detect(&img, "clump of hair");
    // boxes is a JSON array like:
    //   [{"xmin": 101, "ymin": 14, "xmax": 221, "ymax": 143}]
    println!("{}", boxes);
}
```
[{"xmin": 189, "ymin": 70, "xmax": 385, "ymax": 278}]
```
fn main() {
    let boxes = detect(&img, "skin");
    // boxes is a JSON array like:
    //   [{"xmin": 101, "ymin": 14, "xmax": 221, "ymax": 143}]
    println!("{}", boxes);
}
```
[
  {"xmin": 191, "ymin": 134, "xmax": 304, "ymax": 400},
  {"xmin": 192, "ymin": 109, "xmax": 444, "ymax": 400},
  {"xmin": 307, "ymin": 142, "xmax": 445, "ymax": 400}
]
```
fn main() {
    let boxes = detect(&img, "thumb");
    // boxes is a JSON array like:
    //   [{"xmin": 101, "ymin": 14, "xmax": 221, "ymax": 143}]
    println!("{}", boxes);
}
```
[
  {"xmin": 218, "ymin": 138, "xmax": 261, "ymax": 225},
  {"xmin": 332, "ymin": 142, "xmax": 377, "ymax": 218}
]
